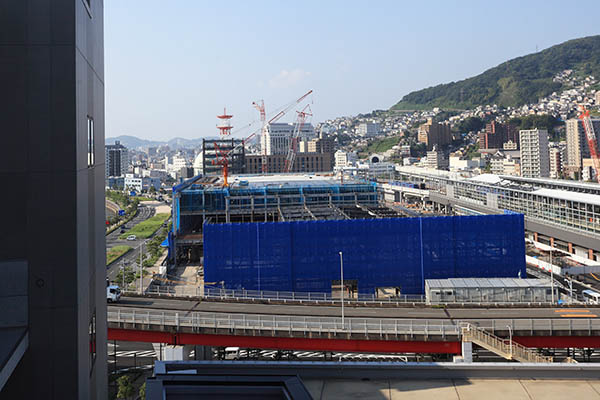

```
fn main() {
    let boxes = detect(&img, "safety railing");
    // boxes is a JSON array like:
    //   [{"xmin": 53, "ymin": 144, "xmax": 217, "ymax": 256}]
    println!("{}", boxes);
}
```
[
  {"xmin": 461, "ymin": 323, "xmax": 553, "ymax": 363},
  {"xmin": 107, "ymin": 307, "xmax": 600, "ymax": 338},
  {"xmin": 125, "ymin": 285, "xmax": 556, "ymax": 307},
  {"xmin": 107, "ymin": 307, "xmax": 458, "ymax": 337}
]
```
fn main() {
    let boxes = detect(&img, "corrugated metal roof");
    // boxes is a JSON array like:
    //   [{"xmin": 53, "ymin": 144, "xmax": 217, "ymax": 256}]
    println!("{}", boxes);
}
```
[{"xmin": 425, "ymin": 278, "xmax": 552, "ymax": 289}]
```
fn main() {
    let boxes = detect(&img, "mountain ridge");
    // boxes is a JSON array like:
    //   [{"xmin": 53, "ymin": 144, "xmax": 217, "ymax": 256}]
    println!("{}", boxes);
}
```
[{"xmin": 392, "ymin": 35, "xmax": 600, "ymax": 110}]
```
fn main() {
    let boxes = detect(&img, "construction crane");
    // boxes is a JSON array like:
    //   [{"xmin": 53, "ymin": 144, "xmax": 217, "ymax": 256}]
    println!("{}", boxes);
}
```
[
  {"xmin": 579, "ymin": 105, "xmax": 600, "ymax": 183},
  {"xmin": 214, "ymin": 91, "xmax": 314, "ymax": 185},
  {"xmin": 252, "ymin": 100, "xmax": 268, "ymax": 172},
  {"xmin": 284, "ymin": 104, "xmax": 313, "ymax": 173}
]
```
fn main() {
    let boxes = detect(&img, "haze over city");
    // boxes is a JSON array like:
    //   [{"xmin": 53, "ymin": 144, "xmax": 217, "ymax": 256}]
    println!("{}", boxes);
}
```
[{"xmin": 106, "ymin": 0, "xmax": 600, "ymax": 141}]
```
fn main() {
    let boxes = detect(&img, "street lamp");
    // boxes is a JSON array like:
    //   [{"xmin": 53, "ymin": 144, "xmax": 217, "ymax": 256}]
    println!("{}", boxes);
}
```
[
  {"xmin": 506, "ymin": 325, "xmax": 513, "ymax": 359},
  {"xmin": 139, "ymin": 240, "xmax": 147, "ymax": 295},
  {"xmin": 339, "ymin": 251, "xmax": 344, "ymax": 327},
  {"xmin": 549, "ymin": 248, "xmax": 555, "ymax": 304}
]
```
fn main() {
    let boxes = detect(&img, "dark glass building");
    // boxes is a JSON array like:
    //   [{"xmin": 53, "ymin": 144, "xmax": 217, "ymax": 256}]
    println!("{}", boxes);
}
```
[{"xmin": 0, "ymin": 1, "xmax": 107, "ymax": 398}]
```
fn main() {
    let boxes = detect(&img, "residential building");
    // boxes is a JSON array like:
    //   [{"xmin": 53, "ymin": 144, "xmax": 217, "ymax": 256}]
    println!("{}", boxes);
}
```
[
  {"xmin": 356, "ymin": 122, "xmax": 381, "ymax": 137},
  {"xmin": 260, "ymin": 122, "xmax": 316, "ymax": 155},
  {"xmin": 425, "ymin": 146, "xmax": 449, "ymax": 170},
  {"xmin": 565, "ymin": 118, "xmax": 600, "ymax": 169},
  {"xmin": 334, "ymin": 150, "xmax": 358, "ymax": 169},
  {"xmin": 549, "ymin": 145, "xmax": 566, "ymax": 179},
  {"xmin": 0, "ymin": 1, "xmax": 107, "ymax": 398},
  {"xmin": 479, "ymin": 121, "xmax": 519, "ymax": 150},
  {"xmin": 503, "ymin": 140, "xmax": 518, "ymax": 150},
  {"xmin": 417, "ymin": 118, "xmax": 452, "ymax": 150},
  {"xmin": 520, "ymin": 129, "xmax": 550, "ymax": 178},
  {"xmin": 105, "ymin": 140, "xmax": 129, "ymax": 177}
]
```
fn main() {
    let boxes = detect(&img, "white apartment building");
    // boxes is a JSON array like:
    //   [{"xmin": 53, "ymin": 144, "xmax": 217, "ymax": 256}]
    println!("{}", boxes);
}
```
[
  {"xmin": 260, "ymin": 122, "xmax": 316, "ymax": 155},
  {"xmin": 334, "ymin": 150, "xmax": 358, "ymax": 169},
  {"xmin": 425, "ymin": 146, "xmax": 448, "ymax": 170},
  {"xmin": 520, "ymin": 129, "xmax": 550, "ymax": 178},
  {"xmin": 356, "ymin": 122, "xmax": 381, "ymax": 137}
]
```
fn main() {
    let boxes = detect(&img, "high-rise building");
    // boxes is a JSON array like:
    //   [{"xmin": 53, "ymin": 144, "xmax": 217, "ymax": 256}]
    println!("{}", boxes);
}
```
[
  {"xmin": 549, "ymin": 144, "xmax": 566, "ymax": 179},
  {"xmin": 479, "ymin": 121, "xmax": 519, "ymax": 150},
  {"xmin": 565, "ymin": 118, "xmax": 600, "ymax": 169},
  {"xmin": 260, "ymin": 122, "xmax": 316, "ymax": 155},
  {"xmin": 105, "ymin": 140, "xmax": 129, "ymax": 177},
  {"xmin": 0, "ymin": 1, "xmax": 107, "ymax": 398},
  {"xmin": 334, "ymin": 150, "xmax": 358, "ymax": 169},
  {"xmin": 356, "ymin": 122, "xmax": 381, "ymax": 137},
  {"xmin": 201, "ymin": 138, "xmax": 245, "ymax": 176},
  {"xmin": 520, "ymin": 129, "xmax": 550, "ymax": 178},
  {"xmin": 425, "ymin": 146, "xmax": 449, "ymax": 170},
  {"xmin": 418, "ymin": 118, "xmax": 452, "ymax": 150}
]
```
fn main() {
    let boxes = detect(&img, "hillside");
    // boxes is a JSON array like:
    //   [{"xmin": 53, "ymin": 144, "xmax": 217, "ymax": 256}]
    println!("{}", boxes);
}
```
[{"xmin": 392, "ymin": 35, "xmax": 600, "ymax": 110}]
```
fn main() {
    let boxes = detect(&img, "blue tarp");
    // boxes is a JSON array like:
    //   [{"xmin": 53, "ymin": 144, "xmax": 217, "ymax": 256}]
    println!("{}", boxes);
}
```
[{"xmin": 203, "ymin": 214, "xmax": 526, "ymax": 295}]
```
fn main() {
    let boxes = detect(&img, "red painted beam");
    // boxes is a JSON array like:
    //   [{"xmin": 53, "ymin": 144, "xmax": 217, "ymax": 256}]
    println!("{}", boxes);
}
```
[
  {"xmin": 108, "ymin": 328, "xmax": 461, "ymax": 354},
  {"xmin": 514, "ymin": 336, "xmax": 600, "ymax": 348}
]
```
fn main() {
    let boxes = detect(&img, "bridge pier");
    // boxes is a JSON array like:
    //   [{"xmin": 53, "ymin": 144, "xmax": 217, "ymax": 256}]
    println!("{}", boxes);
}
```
[{"xmin": 461, "ymin": 341, "xmax": 473, "ymax": 363}]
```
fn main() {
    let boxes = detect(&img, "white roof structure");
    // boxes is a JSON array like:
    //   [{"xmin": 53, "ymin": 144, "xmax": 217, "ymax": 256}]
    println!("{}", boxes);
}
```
[{"xmin": 425, "ymin": 278, "xmax": 553, "ymax": 289}]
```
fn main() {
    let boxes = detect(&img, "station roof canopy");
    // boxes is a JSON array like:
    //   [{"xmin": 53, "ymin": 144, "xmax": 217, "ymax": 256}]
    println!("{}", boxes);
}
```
[{"xmin": 425, "ymin": 278, "xmax": 553, "ymax": 289}]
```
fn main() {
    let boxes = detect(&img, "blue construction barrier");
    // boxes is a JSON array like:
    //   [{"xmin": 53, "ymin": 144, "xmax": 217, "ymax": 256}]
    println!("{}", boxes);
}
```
[{"xmin": 203, "ymin": 214, "xmax": 526, "ymax": 295}]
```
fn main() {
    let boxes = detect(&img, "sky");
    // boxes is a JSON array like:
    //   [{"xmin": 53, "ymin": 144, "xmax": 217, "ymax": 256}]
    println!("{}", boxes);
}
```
[{"xmin": 105, "ymin": 0, "xmax": 600, "ymax": 141}]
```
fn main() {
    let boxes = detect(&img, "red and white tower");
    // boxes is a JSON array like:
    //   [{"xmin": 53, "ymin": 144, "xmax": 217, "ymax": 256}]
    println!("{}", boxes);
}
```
[{"xmin": 217, "ymin": 107, "xmax": 233, "ymax": 136}]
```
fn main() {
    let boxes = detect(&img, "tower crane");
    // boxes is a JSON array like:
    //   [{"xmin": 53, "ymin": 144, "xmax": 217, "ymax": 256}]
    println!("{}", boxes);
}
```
[
  {"xmin": 253, "ymin": 90, "xmax": 313, "ymax": 173},
  {"xmin": 578, "ymin": 105, "xmax": 600, "ymax": 183},
  {"xmin": 284, "ymin": 104, "xmax": 313, "ymax": 173},
  {"xmin": 214, "ymin": 90, "xmax": 314, "ymax": 186}
]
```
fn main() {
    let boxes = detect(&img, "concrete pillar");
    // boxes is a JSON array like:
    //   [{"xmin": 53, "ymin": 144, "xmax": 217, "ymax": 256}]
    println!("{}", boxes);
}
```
[
  {"xmin": 568, "ymin": 242, "xmax": 573, "ymax": 253},
  {"xmin": 589, "ymin": 249, "xmax": 595, "ymax": 261},
  {"xmin": 461, "ymin": 341, "xmax": 473, "ymax": 363}
]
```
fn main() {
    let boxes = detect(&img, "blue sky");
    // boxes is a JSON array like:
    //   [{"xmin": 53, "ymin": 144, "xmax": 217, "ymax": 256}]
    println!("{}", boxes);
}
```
[{"xmin": 105, "ymin": 0, "xmax": 600, "ymax": 141}]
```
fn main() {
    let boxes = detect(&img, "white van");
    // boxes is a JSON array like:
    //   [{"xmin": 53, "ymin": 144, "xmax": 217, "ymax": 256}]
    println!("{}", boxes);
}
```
[{"xmin": 107, "ymin": 285, "xmax": 121, "ymax": 302}]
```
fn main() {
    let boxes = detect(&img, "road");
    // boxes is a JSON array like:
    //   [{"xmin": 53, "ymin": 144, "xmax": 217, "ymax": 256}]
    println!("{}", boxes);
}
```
[
  {"xmin": 111, "ymin": 296, "xmax": 600, "ymax": 319},
  {"xmin": 106, "ymin": 204, "xmax": 156, "ymax": 283}
]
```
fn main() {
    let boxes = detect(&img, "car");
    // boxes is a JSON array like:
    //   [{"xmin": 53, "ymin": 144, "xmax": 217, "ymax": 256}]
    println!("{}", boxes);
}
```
[
  {"xmin": 126, "ymin": 235, "xmax": 136, "ymax": 241},
  {"xmin": 120, "ymin": 228, "xmax": 126, "ymax": 234},
  {"xmin": 107, "ymin": 285, "xmax": 121, "ymax": 303}
]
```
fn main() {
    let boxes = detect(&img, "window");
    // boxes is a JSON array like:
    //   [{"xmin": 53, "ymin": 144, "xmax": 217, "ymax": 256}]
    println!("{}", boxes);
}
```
[
  {"xmin": 89, "ymin": 311, "xmax": 96, "ymax": 373},
  {"xmin": 87, "ymin": 116, "xmax": 94, "ymax": 167}
]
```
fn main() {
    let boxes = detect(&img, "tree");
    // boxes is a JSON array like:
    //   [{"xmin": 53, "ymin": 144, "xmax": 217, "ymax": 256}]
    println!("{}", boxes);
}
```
[
  {"xmin": 139, "ymin": 382, "xmax": 146, "ymax": 399},
  {"xmin": 117, "ymin": 375, "xmax": 135, "ymax": 400}
]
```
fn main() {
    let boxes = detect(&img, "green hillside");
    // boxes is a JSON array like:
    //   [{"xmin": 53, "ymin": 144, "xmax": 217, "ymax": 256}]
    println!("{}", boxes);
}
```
[{"xmin": 392, "ymin": 35, "xmax": 600, "ymax": 110}]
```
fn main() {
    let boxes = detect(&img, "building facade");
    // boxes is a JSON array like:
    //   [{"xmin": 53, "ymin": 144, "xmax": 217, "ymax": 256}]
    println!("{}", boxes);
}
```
[
  {"xmin": 418, "ymin": 118, "xmax": 452, "ymax": 150},
  {"xmin": 334, "ymin": 150, "xmax": 358, "ymax": 169},
  {"xmin": 105, "ymin": 140, "xmax": 129, "ymax": 177},
  {"xmin": 260, "ymin": 122, "xmax": 316, "ymax": 155},
  {"xmin": 245, "ymin": 153, "xmax": 332, "ymax": 174},
  {"xmin": 0, "ymin": 1, "xmax": 107, "ymax": 398},
  {"xmin": 566, "ymin": 118, "xmax": 600, "ymax": 170},
  {"xmin": 356, "ymin": 122, "xmax": 380, "ymax": 137},
  {"xmin": 520, "ymin": 129, "xmax": 550, "ymax": 178}
]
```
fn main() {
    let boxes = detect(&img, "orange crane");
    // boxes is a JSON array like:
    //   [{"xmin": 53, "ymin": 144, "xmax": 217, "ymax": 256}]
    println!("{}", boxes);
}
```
[
  {"xmin": 284, "ymin": 104, "xmax": 313, "ymax": 173},
  {"xmin": 579, "ymin": 105, "xmax": 600, "ymax": 183}
]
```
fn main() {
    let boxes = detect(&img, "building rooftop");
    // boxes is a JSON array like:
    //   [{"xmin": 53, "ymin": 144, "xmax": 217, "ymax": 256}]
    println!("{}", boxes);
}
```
[{"xmin": 425, "ymin": 278, "xmax": 552, "ymax": 289}]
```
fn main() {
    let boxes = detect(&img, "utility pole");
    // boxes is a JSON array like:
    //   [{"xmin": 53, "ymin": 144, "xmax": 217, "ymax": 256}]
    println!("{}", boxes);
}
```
[
  {"xmin": 550, "ymin": 248, "xmax": 555, "ymax": 304},
  {"xmin": 139, "ymin": 241, "xmax": 144, "ymax": 295},
  {"xmin": 121, "ymin": 260, "xmax": 125, "ymax": 289},
  {"xmin": 339, "ymin": 251, "xmax": 344, "ymax": 327}
]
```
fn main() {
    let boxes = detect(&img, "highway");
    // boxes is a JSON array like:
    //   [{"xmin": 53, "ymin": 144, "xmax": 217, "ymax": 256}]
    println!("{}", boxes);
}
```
[
  {"xmin": 106, "ymin": 204, "xmax": 155, "ymax": 282},
  {"xmin": 112, "ymin": 296, "xmax": 600, "ymax": 320}
]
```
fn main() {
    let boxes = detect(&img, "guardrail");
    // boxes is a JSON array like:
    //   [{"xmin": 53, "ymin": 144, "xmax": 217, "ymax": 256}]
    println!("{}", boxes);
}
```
[
  {"xmin": 107, "ymin": 307, "xmax": 600, "ymax": 337},
  {"xmin": 126, "ymin": 285, "xmax": 557, "ymax": 307},
  {"xmin": 108, "ymin": 307, "xmax": 458, "ymax": 336}
]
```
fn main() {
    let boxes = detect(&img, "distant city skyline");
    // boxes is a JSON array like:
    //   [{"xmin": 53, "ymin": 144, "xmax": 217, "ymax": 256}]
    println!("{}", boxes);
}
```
[{"xmin": 105, "ymin": 0, "xmax": 600, "ymax": 141}]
